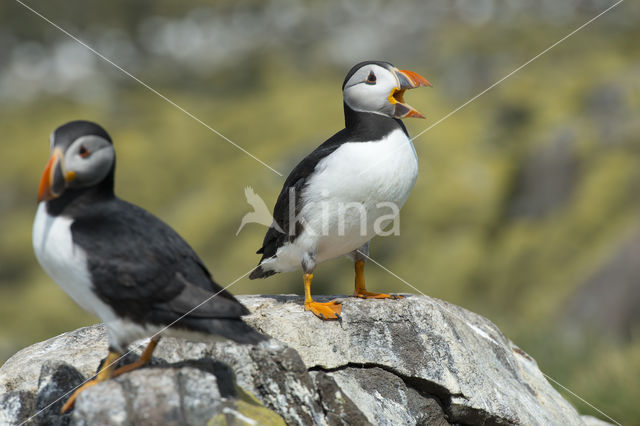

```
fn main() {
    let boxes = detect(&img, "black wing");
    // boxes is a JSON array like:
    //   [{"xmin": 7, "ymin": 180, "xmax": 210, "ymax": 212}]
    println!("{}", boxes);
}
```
[
  {"xmin": 250, "ymin": 129, "xmax": 351, "ymax": 278},
  {"xmin": 71, "ymin": 198, "xmax": 250, "ymax": 326}
]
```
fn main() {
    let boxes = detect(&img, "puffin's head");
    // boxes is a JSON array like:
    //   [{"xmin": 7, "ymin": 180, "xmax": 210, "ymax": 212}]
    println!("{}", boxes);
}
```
[
  {"xmin": 38, "ymin": 120, "xmax": 115, "ymax": 202},
  {"xmin": 342, "ymin": 61, "xmax": 431, "ymax": 119}
]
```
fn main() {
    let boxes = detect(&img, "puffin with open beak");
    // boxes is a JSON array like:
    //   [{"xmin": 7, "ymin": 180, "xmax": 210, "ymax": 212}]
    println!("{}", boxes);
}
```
[
  {"xmin": 33, "ymin": 120, "xmax": 266, "ymax": 412},
  {"xmin": 250, "ymin": 61, "xmax": 431, "ymax": 320}
]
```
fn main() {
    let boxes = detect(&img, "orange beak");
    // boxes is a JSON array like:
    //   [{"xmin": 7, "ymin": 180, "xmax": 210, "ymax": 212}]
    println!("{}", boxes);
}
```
[
  {"xmin": 37, "ymin": 148, "xmax": 66, "ymax": 202},
  {"xmin": 389, "ymin": 68, "xmax": 431, "ymax": 119},
  {"xmin": 397, "ymin": 69, "xmax": 431, "ymax": 89}
]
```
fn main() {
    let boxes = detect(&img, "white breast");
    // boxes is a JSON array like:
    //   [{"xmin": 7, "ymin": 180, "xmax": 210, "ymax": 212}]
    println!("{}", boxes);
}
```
[
  {"xmin": 267, "ymin": 128, "xmax": 418, "ymax": 271},
  {"xmin": 32, "ymin": 203, "xmax": 117, "ymax": 323},
  {"xmin": 303, "ymin": 128, "xmax": 418, "ymax": 213}
]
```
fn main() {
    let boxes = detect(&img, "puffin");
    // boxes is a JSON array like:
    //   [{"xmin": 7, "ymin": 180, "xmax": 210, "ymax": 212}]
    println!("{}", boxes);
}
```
[
  {"xmin": 32, "ymin": 120, "xmax": 266, "ymax": 412},
  {"xmin": 250, "ymin": 61, "xmax": 430, "ymax": 320}
]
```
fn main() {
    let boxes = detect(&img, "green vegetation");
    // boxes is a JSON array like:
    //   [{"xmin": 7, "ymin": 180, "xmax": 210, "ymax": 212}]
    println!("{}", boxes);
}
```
[{"xmin": 0, "ymin": 1, "xmax": 638, "ymax": 422}]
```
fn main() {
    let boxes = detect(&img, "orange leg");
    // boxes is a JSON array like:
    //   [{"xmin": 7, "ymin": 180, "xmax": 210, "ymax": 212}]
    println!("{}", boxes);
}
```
[
  {"xmin": 60, "ymin": 337, "xmax": 160, "ymax": 413},
  {"xmin": 353, "ymin": 260, "xmax": 403, "ymax": 299},
  {"xmin": 112, "ymin": 337, "xmax": 159, "ymax": 377},
  {"xmin": 304, "ymin": 273, "xmax": 342, "ymax": 320},
  {"xmin": 60, "ymin": 349, "xmax": 120, "ymax": 413}
]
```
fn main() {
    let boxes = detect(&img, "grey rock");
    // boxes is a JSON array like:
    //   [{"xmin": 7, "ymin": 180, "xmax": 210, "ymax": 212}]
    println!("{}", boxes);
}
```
[
  {"xmin": 315, "ymin": 367, "xmax": 447, "ymax": 425},
  {"xmin": 0, "ymin": 325, "xmax": 106, "ymax": 396},
  {"xmin": 178, "ymin": 364, "xmax": 223, "ymax": 425},
  {"xmin": 72, "ymin": 379, "xmax": 128, "ymax": 426},
  {"xmin": 309, "ymin": 371, "xmax": 371, "ymax": 425},
  {"xmin": 240, "ymin": 294, "xmax": 586, "ymax": 425},
  {"xmin": 0, "ymin": 294, "xmax": 599, "ymax": 425},
  {"xmin": 0, "ymin": 391, "xmax": 35, "ymax": 426},
  {"xmin": 35, "ymin": 361, "xmax": 85, "ymax": 426},
  {"xmin": 125, "ymin": 368, "xmax": 182, "ymax": 425},
  {"xmin": 72, "ymin": 360, "xmax": 287, "ymax": 426},
  {"xmin": 69, "ymin": 364, "xmax": 258, "ymax": 425},
  {"xmin": 152, "ymin": 337, "xmax": 337, "ymax": 424},
  {"xmin": 73, "ymin": 366, "xmax": 222, "ymax": 426},
  {"xmin": 0, "ymin": 331, "xmax": 341, "ymax": 425}
]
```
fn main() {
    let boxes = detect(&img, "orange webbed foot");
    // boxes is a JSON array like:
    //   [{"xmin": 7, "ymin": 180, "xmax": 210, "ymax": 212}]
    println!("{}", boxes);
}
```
[
  {"xmin": 305, "ymin": 299, "xmax": 342, "ymax": 320},
  {"xmin": 353, "ymin": 290, "xmax": 404, "ymax": 300}
]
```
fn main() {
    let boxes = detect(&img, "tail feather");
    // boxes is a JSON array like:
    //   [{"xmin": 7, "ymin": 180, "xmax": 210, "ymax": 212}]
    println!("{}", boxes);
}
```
[
  {"xmin": 205, "ymin": 318, "xmax": 268, "ymax": 344},
  {"xmin": 249, "ymin": 264, "xmax": 276, "ymax": 280},
  {"xmin": 174, "ymin": 317, "xmax": 268, "ymax": 344}
]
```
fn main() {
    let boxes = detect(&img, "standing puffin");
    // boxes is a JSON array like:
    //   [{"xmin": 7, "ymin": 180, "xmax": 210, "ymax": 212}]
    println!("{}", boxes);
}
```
[
  {"xmin": 250, "ymin": 61, "xmax": 430, "ymax": 320},
  {"xmin": 32, "ymin": 120, "xmax": 266, "ymax": 412}
]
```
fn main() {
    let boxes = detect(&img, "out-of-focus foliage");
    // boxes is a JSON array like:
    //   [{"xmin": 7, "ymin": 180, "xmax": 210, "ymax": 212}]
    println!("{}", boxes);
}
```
[{"xmin": 0, "ymin": 0, "xmax": 638, "ymax": 422}]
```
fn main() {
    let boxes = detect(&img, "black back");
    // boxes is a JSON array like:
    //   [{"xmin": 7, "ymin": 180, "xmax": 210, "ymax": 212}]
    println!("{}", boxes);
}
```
[{"xmin": 68, "ymin": 197, "xmax": 250, "ymax": 324}]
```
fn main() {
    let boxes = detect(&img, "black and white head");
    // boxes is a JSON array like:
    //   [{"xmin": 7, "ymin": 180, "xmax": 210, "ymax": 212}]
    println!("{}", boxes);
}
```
[
  {"xmin": 38, "ymin": 120, "xmax": 115, "ymax": 202},
  {"xmin": 342, "ymin": 60, "xmax": 431, "ymax": 119}
]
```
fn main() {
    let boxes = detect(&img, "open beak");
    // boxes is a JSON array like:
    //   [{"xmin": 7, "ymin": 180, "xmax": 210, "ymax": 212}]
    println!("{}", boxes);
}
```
[
  {"xmin": 37, "ymin": 147, "xmax": 74, "ymax": 202},
  {"xmin": 389, "ymin": 68, "xmax": 432, "ymax": 119}
]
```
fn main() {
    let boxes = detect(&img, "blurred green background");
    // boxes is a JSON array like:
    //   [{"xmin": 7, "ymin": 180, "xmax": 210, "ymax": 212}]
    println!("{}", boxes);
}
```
[{"xmin": 0, "ymin": 0, "xmax": 638, "ymax": 422}]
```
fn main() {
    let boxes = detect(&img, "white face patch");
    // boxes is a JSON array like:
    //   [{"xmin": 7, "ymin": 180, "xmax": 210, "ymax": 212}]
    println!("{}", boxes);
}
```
[
  {"xmin": 63, "ymin": 135, "xmax": 115, "ymax": 188},
  {"xmin": 343, "ymin": 64, "xmax": 399, "ymax": 117}
]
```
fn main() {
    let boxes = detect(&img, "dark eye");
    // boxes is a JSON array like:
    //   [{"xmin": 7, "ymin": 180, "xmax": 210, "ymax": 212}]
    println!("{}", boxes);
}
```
[
  {"xmin": 79, "ymin": 145, "xmax": 91, "ymax": 158},
  {"xmin": 365, "ymin": 71, "xmax": 376, "ymax": 85}
]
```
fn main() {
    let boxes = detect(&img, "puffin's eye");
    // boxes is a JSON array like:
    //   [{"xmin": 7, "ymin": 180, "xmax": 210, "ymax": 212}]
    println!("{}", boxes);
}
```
[
  {"xmin": 365, "ymin": 71, "xmax": 376, "ymax": 85},
  {"xmin": 79, "ymin": 145, "xmax": 91, "ymax": 158}
]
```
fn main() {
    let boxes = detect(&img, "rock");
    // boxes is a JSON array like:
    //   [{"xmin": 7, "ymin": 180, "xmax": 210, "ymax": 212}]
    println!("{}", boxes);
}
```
[
  {"xmin": 314, "ymin": 366, "xmax": 448, "ymax": 425},
  {"xmin": 0, "ymin": 392, "xmax": 34, "ymax": 426},
  {"xmin": 240, "ymin": 295, "xmax": 586, "ymax": 425},
  {"xmin": 35, "ymin": 361, "xmax": 85, "ymax": 426},
  {"xmin": 0, "ymin": 294, "xmax": 608, "ymax": 425},
  {"xmin": 308, "ymin": 370, "xmax": 371, "ymax": 425},
  {"xmin": 151, "ymin": 335, "xmax": 361, "ymax": 425},
  {"xmin": 72, "ymin": 363, "xmax": 285, "ymax": 426},
  {"xmin": 0, "ymin": 325, "xmax": 106, "ymax": 396}
]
